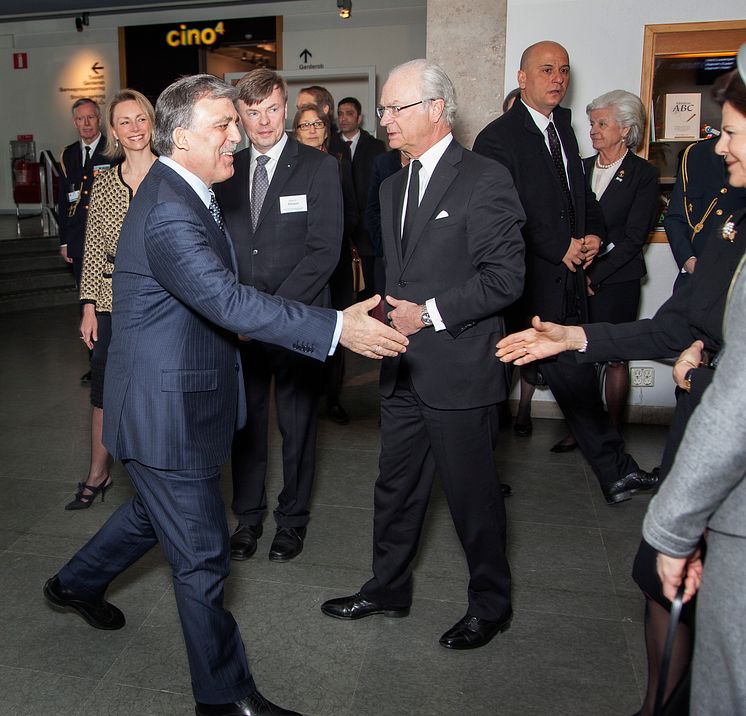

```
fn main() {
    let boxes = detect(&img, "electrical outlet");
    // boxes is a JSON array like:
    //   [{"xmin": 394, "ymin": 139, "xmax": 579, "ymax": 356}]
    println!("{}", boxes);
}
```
[{"xmin": 630, "ymin": 367, "xmax": 655, "ymax": 387}]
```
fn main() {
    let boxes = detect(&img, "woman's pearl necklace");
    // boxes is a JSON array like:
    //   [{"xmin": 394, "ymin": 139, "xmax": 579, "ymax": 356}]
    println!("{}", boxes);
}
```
[{"xmin": 596, "ymin": 148, "xmax": 628, "ymax": 170}]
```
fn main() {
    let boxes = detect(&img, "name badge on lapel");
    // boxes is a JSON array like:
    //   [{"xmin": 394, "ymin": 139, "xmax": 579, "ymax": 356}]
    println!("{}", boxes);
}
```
[{"xmin": 280, "ymin": 195, "xmax": 307, "ymax": 213}]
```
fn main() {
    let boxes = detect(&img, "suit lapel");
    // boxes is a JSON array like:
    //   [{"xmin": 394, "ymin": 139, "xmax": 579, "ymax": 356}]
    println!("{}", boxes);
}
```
[
  {"xmin": 402, "ymin": 140, "xmax": 460, "ymax": 268},
  {"xmin": 254, "ymin": 138, "xmax": 297, "ymax": 231},
  {"xmin": 391, "ymin": 168, "xmax": 408, "ymax": 269}
]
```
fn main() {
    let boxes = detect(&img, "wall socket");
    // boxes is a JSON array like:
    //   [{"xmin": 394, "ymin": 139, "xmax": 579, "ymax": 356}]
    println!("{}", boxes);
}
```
[{"xmin": 630, "ymin": 367, "xmax": 655, "ymax": 387}]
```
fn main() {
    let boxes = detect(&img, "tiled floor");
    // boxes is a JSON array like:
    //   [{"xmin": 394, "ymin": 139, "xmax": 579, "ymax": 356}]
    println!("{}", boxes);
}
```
[{"xmin": 0, "ymin": 303, "xmax": 668, "ymax": 715}]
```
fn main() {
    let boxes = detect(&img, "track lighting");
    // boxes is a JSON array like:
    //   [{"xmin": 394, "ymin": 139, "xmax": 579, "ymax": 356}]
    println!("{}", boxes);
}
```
[
  {"xmin": 337, "ymin": 0, "xmax": 351, "ymax": 19},
  {"xmin": 75, "ymin": 12, "xmax": 89, "ymax": 32}
]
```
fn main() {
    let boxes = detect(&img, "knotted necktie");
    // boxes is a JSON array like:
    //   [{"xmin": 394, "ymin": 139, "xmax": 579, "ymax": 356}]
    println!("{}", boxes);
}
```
[
  {"xmin": 251, "ymin": 154, "xmax": 270, "ymax": 230},
  {"xmin": 83, "ymin": 145, "xmax": 91, "ymax": 173},
  {"xmin": 401, "ymin": 159, "xmax": 422, "ymax": 255},
  {"xmin": 546, "ymin": 121, "xmax": 576, "ymax": 233},
  {"xmin": 208, "ymin": 189, "xmax": 225, "ymax": 234}
]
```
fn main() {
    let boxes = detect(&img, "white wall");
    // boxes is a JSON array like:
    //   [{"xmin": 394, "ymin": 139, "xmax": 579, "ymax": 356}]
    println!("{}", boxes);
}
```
[
  {"xmin": 503, "ymin": 0, "xmax": 745, "ymax": 413},
  {"xmin": 0, "ymin": 0, "xmax": 426, "ymax": 212}
]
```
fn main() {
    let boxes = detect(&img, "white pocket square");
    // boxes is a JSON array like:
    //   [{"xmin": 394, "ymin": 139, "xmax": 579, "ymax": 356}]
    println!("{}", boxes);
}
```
[{"xmin": 435, "ymin": 210, "xmax": 449, "ymax": 220}]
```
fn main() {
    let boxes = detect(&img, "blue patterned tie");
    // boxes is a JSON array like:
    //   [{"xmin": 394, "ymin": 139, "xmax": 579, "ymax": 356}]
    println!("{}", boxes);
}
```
[
  {"xmin": 208, "ymin": 189, "xmax": 225, "ymax": 234},
  {"xmin": 251, "ymin": 155, "xmax": 270, "ymax": 229}
]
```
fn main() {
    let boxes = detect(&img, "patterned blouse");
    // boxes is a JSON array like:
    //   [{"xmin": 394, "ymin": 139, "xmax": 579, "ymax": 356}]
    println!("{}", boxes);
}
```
[{"xmin": 79, "ymin": 164, "xmax": 132, "ymax": 313}]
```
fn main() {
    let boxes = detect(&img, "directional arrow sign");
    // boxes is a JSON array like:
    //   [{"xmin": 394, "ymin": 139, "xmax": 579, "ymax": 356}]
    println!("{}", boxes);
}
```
[
  {"xmin": 299, "ymin": 49, "xmax": 312, "ymax": 63},
  {"xmin": 91, "ymin": 62, "xmax": 104, "ymax": 74}
]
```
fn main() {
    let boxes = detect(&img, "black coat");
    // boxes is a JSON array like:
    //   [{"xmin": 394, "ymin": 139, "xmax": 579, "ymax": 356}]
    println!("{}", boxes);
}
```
[
  {"xmin": 473, "ymin": 101, "xmax": 606, "ymax": 324},
  {"xmin": 583, "ymin": 151, "xmax": 660, "ymax": 289}
]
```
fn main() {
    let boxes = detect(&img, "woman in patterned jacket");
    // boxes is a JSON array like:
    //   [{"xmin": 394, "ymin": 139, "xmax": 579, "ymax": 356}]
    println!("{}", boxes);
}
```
[{"xmin": 65, "ymin": 89, "xmax": 157, "ymax": 509}]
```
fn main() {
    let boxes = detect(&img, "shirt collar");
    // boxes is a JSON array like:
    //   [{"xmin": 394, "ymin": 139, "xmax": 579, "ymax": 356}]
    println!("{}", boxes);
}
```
[
  {"xmin": 414, "ymin": 132, "xmax": 453, "ymax": 176},
  {"xmin": 81, "ymin": 133, "xmax": 102, "ymax": 155},
  {"xmin": 521, "ymin": 99, "xmax": 555, "ymax": 133},
  {"xmin": 251, "ymin": 132, "xmax": 288, "ymax": 165},
  {"xmin": 158, "ymin": 155, "xmax": 212, "ymax": 209}
]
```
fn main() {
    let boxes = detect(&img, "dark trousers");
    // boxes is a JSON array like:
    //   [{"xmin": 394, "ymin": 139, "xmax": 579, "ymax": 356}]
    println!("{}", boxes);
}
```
[
  {"xmin": 231, "ymin": 341, "xmax": 322, "ymax": 529},
  {"xmin": 540, "ymin": 353, "xmax": 638, "ymax": 489},
  {"xmin": 361, "ymin": 377, "xmax": 511, "ymax": 621},
  {"xmin": 57, "ymin": 459, "xmax": 255, "ymax": 703}
]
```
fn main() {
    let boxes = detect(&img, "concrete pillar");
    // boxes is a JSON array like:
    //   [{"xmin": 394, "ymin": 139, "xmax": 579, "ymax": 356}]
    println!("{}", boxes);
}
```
[{"xmin": 426, "ymin": 0, "xmax": 508, "ymax": 148}]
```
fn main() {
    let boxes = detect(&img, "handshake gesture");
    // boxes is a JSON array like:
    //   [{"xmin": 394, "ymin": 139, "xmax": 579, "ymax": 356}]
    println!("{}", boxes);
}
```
[{"xmin": 495, "ymin": 316, "xmax": 588, "ymax": 364}]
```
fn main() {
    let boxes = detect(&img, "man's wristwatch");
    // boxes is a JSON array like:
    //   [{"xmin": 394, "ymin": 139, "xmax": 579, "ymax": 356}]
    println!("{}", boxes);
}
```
[{"xmin": 420, "ymin": 304, "xmax": 433, "ymax": 327}]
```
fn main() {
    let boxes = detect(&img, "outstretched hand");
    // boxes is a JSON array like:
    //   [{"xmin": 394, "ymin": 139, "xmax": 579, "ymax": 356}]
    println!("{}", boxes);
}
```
[
  {"xmin": 341, "ymin": 295, "xmax": 409, "ymax": 360},
  {"xmin": 496, "ymin": 315, "xmax": 586, "ymax": 364}
]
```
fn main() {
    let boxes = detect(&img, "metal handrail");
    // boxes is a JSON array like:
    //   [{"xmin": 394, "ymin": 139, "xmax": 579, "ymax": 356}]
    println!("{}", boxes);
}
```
[{"xmin": 39, "ymin": 149, "xmax": 60, "ymax": 236}]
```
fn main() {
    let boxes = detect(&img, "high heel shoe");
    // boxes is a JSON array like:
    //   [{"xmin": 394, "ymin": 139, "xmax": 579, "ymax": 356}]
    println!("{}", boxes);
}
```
[{"xmin": 65, "ymin": 476, "xmax": 113, "ymax": 510}]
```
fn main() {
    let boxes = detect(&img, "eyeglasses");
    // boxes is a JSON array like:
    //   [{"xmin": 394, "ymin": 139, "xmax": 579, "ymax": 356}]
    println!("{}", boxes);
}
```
[
  {"xmin": 296, "ymin": 120, "xmax": 325, "ymax": 131},
  {"xmin": 375, "ymin": 100, "xmax": 428, "ymax": 119}
]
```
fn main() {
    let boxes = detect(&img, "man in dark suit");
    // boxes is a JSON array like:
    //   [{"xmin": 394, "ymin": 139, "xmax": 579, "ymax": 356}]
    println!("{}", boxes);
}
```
[
  {"xmin": 58, "ymin": 98, "xmax": 113, "ymax": 287},
  {"xmin": 43, "ymin": 74, "xmax": 408, "ymax": 716},
  {"xmin": 214, "ymin": 69, "xmax": 342, "ymax": 564},
  {"xmin": 337, "ymin": 96, "xmax": 387, "ymax": 299},
  {"xmin": 473, "ymin": 40, "xmax": 657, "ymax": 504},
  {"xmin": 321, "ymin": 59, "xmax": 525, "ymax": 650}
]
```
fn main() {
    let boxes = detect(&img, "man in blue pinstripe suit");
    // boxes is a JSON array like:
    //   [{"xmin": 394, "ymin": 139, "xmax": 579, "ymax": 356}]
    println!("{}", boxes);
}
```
[{"xmin": 42, "ymin": 75, "xmax": 407, "ymax": 716}]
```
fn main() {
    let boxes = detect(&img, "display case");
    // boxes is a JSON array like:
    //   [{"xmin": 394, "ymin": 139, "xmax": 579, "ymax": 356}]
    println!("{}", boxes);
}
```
[{"xmin": 639, "ymin": 21, "xmax": 746, "ymax": 239}]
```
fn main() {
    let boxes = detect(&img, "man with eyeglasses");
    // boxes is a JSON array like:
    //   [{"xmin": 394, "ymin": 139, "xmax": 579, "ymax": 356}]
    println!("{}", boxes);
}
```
[
  {"xmin": 321, "ymin": 59, "xmax": 526, "ymax": 650},
  {"xmin": 214, "ymin": 69, "xmax": 343, "ymax": 564}
]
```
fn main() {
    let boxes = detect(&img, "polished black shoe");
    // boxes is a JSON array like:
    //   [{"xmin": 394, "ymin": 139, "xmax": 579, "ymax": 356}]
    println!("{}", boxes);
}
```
[
  {"xmin": 321, "ymin": 592, "xmax": 410, "ymax": 620},
  {"xmin": 603, "ymin": 469, "xmax": 660, "ymax": 505},
  {"xmin": 195, "ymin": 690, "xmax": 302, "ymax": 715},
  {"xmin": 439, "ymin": 611, "xmax": 512, "ymax": 650},
  {"xmin": 549, "ymin": 438, "xmax": 578, "ymax": 453},
  {"xmin": 230, "ymin": 524, "xmax": 263, "ymax": 561},
  {"xmin": 500, "ymin": 483, "xmax": 513, "ymax": 497},
  {"xmin": 268, "ymin": 526, "xmax": 306, "ymax": 562},
  {"xmin": 513, "ymin": 420, "xmax": 533, "ymax": 437},
  {"xmin": 43, "ymin": 575, "xmax": 125, "ymax": 630},
  {"xmin": 80, "ymin": 370, "xmax": 92, "ymax": 383},
  {"xmin": 328, "ymin": 403, "xmax": 350, "ymax": 425}
]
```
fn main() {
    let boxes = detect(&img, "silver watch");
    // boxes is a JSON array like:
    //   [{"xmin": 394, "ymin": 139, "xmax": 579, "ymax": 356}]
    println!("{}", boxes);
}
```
[{"xmin": 420, "ymin": 304, "xmax": 433, "ymax": 327}]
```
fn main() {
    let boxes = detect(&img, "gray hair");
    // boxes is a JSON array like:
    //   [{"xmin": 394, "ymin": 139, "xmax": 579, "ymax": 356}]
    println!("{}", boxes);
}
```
[
  {"xmin": 389, "ymin": 59, "xmax": 457, "ymax": 127},
  {"xmin": 153, "ymin": 74, "xmax": 238, "ymax": 157},
  {"xmin": 71, "ymin": 98, "xmax": 100, "ymax": 117},
  {"xmin": 586, "ymin": 90, "xmax": 645, "ymax": 150}
]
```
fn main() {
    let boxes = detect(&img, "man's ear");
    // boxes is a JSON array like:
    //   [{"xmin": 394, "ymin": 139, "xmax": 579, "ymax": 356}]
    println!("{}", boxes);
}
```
[
  {"xmin": 517, "ymin": 69, "xmax": 526, "ymax": 90},
  {"xmin": 430, "ymin": 98, "xmax": 445, "ymax": 124},
  {"xmin": 172, "ymin": 126, "xmax": 189, "ymax": 151}
]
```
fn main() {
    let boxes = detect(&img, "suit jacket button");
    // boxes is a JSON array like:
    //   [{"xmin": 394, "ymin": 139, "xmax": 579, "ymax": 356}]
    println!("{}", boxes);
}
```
[
  {"xmin": 234, "ymin": 363, "xmax": 239, "ymax": 371},
  {"xmin": 252, "ymin": 249, "xmax": 258, "ymax": 255},
  {"xmin": 398, "ymin": 280, "xmax": 407, "ymax": 287}
]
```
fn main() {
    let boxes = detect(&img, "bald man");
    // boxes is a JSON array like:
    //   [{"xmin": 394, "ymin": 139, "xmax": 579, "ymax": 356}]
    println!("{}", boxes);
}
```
[{"xmin": 473, "ymin": 41, "xmax": 657, "ymax": 504}]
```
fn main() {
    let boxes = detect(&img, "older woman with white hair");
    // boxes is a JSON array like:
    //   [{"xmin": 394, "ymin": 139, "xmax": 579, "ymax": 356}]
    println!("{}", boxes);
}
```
[
  {"xmin": 583, "ymin": 89, "xmax": 660, "ymax": 430},
  {"xmin": 551, "ymin": 90, "xmax": 659, "ymax": 452}
]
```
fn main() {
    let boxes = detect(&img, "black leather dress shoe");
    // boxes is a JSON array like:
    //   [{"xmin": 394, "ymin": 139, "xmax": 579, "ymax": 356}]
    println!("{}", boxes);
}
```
[
  {"xmin": 195, "ymin": 690, "xmax": 301, "ymax": 715},
  {"xmin": 549, "ymin": 438, "xmax": 578, "ymax": 453},
  {"xmin": 500, "ymin": 483, "xmax": 513, "ymax": 497},
  {"xmin": 230, "ymin": 524, "xmax": 263, "ymax": 561},
  {"xmin": 513, "ymin": 420, "xmax": 532, "ymax": 437},
  {"xmin": 439, "ymin": 611, "xmax": 512, "ymax": 650},
  {"xmin": 269, "ymin": 526, "xmax": 306, "ymax": 562},
  {"xmin": 43, "ymin": 575, "xmax": 125, "ymax": 630},
  {"xmin": 321, "ymin": 592, "xmax": 410, "ymax": 620},
  {"xmin": 328, "ymin": 403, "xmax": 350, "ymax": 425},
  {"xmin": 603, "ymin": 469, "xmax": 660, "ymax": 505}
]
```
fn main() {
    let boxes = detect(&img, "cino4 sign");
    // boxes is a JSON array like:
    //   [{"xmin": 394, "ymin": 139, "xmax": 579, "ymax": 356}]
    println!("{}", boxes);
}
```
[{"xmin": 165, "ymin": 21, "xmax": 225, "ymax": 47}]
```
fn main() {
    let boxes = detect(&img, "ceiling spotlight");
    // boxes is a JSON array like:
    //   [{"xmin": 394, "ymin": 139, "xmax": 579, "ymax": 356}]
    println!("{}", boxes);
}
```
[
  {"xmin": 75, "ymin": 12, "xmax": 89, "ymax": 32},
  {"xmin": 337, "ymin": 0, "xmax": 351, "ymax": 19}
]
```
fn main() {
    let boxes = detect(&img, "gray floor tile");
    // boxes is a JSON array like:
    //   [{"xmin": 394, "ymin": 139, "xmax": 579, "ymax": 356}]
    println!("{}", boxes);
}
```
[{"xmin": 0, "ymin": 665, "xmax": 85, "ymax": 716}]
